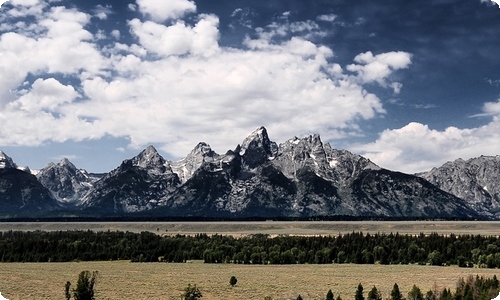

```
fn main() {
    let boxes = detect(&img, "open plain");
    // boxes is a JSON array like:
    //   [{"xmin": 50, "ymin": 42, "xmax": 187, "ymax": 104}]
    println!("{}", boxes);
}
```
[
  {"xmin": 1, "ymin": 261, "xmax": 500, "ymax": 300},
  {"xmin": 2, "ymin": 221, "xmax": 500, "ymax": 299},
  {"xmin": 1, "ymin": 221, "xmax": 500, "ymax": 236}
]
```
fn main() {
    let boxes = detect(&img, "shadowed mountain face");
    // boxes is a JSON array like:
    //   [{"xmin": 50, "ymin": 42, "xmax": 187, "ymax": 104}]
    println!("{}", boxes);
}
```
[
  {"xmin": 0, "ymin": 168, "xmax": 60, "ymax": 216},
  {"xmin": 0, "ymin": 128, "xmax": 486, "ymax": 219}
]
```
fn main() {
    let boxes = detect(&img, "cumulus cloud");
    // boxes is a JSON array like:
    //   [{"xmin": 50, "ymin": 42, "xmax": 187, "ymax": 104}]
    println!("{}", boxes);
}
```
[
  {"xmin": 1, "ymin": 0, "xmax": 415, "ymax": 162},
  {"xmin": 8, "ymin": 78, "xmax": 78, "ymax": 112},
  {"xmin": 0, "ymin": 4, "xmax": 105, "ymax": 104},
  {"xmin": 482, "ymin": 0, "xmax": 500, "ymax": 8},
  {"xmin": 479, "ymin": 100, "xmax": 500, "ymax": 116},
  {"xmin": 128, "ymin": 13, "xmax": 220, "ymax": 57},
  {"xmin": 347, "ymin": 51, "xmax": 412, "ymax": 88},
  {"xmin": 136, "ymin": 0, "xmax": 196, "ymax": 22},
  {"xmin": 354, "ymin": 120, "xmax": 500, "ymax": 173}
]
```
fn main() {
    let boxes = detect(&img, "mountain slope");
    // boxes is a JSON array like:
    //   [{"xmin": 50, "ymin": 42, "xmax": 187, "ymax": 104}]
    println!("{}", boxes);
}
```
[
  {"xmin": 0, "ymin": 152, "xmax": 59, "ymax": 216},
  {"xmin": 81, "ymin": 146, "xmax": 181, "ymax": 214},
  {"xmin": 419, "ymin": 155, "xmax": 500, "ymax": 217},
  {"xmin": 0, "ymin": 128, "xmax": 485, "ymax": 219},
  {"xmin": 36, "ymin": 158, "xmax": 101, "ymax": 204},
  {"xmin": 145, "ymin": 128, "xmax": 477, "ymax": 218}
]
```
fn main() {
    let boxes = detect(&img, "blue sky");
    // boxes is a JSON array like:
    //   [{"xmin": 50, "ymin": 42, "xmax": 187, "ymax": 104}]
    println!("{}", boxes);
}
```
[{"xmin": 1, "ymin": 0, "xmax": 500, "ymax": 174}]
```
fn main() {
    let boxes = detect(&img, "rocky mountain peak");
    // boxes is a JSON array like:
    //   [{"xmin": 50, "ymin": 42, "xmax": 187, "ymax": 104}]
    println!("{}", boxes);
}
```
[
  {"xmin": 0, "ymin": 151, "xmax": 17, "ymax": 169},
  {"xmin": 126, "ymin": 145, "xmax": 171, "ymax": 174},
  {"xmin": 171, "ymin": 142, "xmax": 218, "ymax": 183},
  {"xmin": 239, "ymin": 126, "xmax": 278, "ymax": 168},
  {"xmin": 419, "ymin": 155, "xmax": 500, "ymax": 217},
  {"xmin": 36, "ymin": 158, "xmax": 97, "ymax": 203}
]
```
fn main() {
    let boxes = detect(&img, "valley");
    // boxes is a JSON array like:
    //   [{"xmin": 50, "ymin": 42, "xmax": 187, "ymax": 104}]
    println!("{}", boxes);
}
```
[{"xmin": 1, "ymin": 220, "xmax": 500, "ymax": 236}]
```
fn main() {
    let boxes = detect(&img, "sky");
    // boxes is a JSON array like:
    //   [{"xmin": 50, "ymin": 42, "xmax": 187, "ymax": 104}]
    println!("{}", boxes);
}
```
[{"xmin": 1, "ymin": 0, "xmax": 500, "ymax": 174}]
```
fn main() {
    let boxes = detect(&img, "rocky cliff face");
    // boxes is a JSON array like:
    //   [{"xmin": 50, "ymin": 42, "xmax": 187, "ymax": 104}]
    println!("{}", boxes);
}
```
[
  {"xmin": 0, "ymin": 128, "xmax": 488, "ymax": 219},
  {"xmin": 81, "ymin": 146, "xmax": 181, "ymax": 214},
  {"xmin": 0, "ymin": 151, "xmax": 17, "ymax": 169},
  {"xmin": 0, "ymin": 152, "xmax": 59, "ymax": 215},
  {"xmin": 419, "ymin": 156, "xmax": 500, "ymax": 217},
  {"xmin": 36, "ymin": 158, "xmax": 101, "ymax": 204},
  {"xmin": 148, "ymin": 127, "xmax": 477, "ymax": 218}
]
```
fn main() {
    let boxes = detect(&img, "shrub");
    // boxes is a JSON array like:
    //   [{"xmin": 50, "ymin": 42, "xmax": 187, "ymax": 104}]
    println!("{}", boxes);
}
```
[
  {"xmin": 182, "ymin": 284, "xmax": 203, "ymax": 300},
  {"xmin": 230, "ymin": 276, "xmax": 238, "ymax": 286}
]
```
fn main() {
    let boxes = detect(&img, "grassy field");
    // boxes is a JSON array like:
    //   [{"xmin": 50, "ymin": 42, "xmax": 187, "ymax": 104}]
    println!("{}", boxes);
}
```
[
  {"xmin": 1, "ymin": 222, "xmax": 500, "ymax": 299},
  {"xmin": 1, "ymin": 261, "xmax": 500, "ymax": 300},
  {"xmin": 1, "ymin": 221, "xmax": 500, "ymax": 236}
]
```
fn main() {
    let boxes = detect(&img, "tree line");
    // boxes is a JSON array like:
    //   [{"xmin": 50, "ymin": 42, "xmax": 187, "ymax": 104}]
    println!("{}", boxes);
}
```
[
  {"xmin": 63, "ymin": 272, "xmax": 500, "ymax": 300},
  {"xmin": 2, "ymin": 230, "xmax": 500, "ymax": 267}
]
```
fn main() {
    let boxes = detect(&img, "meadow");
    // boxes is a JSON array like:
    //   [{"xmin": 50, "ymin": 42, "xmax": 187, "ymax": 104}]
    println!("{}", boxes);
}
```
[
  {"xmin": 1, "ymin": 221, "xmax": 500, "ymax": 299},
  {"xmin": 1, "ymin": 261, "xmax": 500, "ymax": 300},
  {"xmin": 1, "ymin": 220, "xmax": 500, "ymax": 236}
]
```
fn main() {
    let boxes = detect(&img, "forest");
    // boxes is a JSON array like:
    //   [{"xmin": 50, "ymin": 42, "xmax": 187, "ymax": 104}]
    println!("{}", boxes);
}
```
[{"xmin": 2, "ymin": 230, "xmax": 500, "ymax": 267}]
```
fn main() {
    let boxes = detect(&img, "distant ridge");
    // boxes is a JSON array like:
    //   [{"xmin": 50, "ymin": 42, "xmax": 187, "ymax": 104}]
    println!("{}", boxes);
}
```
[{"xmin": 0, "ymin": 127, "xmax": 493, "ymax": 219}]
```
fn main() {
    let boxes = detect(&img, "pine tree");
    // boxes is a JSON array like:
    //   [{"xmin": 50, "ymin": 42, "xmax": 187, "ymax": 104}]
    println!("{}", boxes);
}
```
[
  {"xmin": 356, "ymin": 283, "xmax": 365, "ymax": 300},
  {"xmin": 368, "ymin": 286, "xmax": 382, "ymax": 300},
  {"xmin": 65, "ymin": 281, "xmax": 71, "ymax": 300},
  {"xmin": 73, "ymin": 271, "xmax": 98, "ymax": 300},
  {"xmin": 327, "ymin": 289, "xmax": 334, "ymax": 300},
  {"xmin": 391, "ymin": 283, "xmax": 403, "ymax": 300},
  {"xmin": 408, "ymin": 285, "xmax": 423, "ymax": 300}
]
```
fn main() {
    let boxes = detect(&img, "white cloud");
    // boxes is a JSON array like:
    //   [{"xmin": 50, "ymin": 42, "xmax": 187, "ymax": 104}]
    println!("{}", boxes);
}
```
[
  {"xmin": 136, "ymin": 0, "xmax": 196, "ymax": 22},
  {"xmin": 347, "ymin": 51, "xmax": 412, "ymax": 86},
  {"xmin": 8, "ymin": 78, "xmax": 78, "ymax": 112},
  {"xmin": 92, "ymin": 4, "xmax": 112, "ymax": 20},
  {"xmin": 482, "ymin": 0, "xmax": 500, "ymax": 8},
  {"xmin": 354, "ymin": 120, "xmax": 500, "ymax": 173},
  {"xmin": 317, "ymin": 14, "xmax": 337, "ymax": 22},
  {"xmin": 128, "ymin": 14, "xmax": 219, "ymax": 57},
  {"xmin": 0, "ymin": 0, "xmax": 414, "ymax": 162},
  {"xmin": 11, "ymin": 0, "xmax": 38, "ymax": 5},
  {"xmin": 480, "ymin": 99, "xmax": 500, "ymax": 116},
  {"xmin": 0, "ymin": 5, "xmax": 105, "ymax": 104},
  {"xmin": 110, "ymin": 29, "xmax": 120, "ymax": 40}
]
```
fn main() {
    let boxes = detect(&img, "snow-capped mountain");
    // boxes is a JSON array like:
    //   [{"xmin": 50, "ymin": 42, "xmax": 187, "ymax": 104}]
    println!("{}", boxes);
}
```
[
  {"xmin": 36, "ymin": 158, "xmax": 101, "ymax": 204},
  {"xmin": 418, "ymin": 155, "xmax": 500, "ymax": 218},
  {"xmin": 171, "ymin": 142, "xmax": 217, "ymax": 183},
  {"xmin": 0, "ymin": 127, "xmax": 492, "ymax": 219}
]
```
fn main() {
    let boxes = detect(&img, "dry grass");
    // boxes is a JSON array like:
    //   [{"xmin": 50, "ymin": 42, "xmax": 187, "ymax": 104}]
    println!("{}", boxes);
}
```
[
  {"xmin": 1, "ymin": 261, "xmax": 500, "ymax": 300},
  {"xmin": 1, "ymin": 221, "xmax": 500, "ymax": 236},
  {"xmin": 1, "ymin": 221, "xmax": 500, "ymax": 299}
]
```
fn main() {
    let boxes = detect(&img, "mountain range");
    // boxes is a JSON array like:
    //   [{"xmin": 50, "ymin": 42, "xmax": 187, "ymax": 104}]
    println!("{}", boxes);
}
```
[{"xmin": 1, "ymin": 127, "xmax": 498, "ymax": 219}]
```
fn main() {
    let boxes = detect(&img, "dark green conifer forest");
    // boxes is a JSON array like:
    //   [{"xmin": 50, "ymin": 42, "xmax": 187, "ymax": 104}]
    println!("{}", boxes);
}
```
[{"xmin": 2, "ymin": 230, "xmax": 500, "ymax": 267}]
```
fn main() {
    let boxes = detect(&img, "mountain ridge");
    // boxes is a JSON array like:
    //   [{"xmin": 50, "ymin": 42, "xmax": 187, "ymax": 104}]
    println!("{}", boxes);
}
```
[{"xmin": 0, "ymin": 127, "xmax": 496, "ymax": 219}]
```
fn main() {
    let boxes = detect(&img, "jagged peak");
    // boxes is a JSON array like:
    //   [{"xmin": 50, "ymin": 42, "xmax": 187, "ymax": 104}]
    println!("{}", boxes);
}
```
[
  {"xmin": 241, "ymin": 127, "xmax": 270, "ymax": 148},
  {"xmin": 239, "ymin": 127, "xmax": 278, "ymax": 167},
  {"xmin": 240, "ymin": 126, "xmax": 276, "ymax": 155},
  {"xmin": 130, "ymin": 145, "xmax": 167, "ymax": 169},
  {"xmin": 281, "ymin": 134, "xmax": 324, "ymax": 151},
  {"xmin": 190, "ymin": 142, "xmax": 216, "ymax": 157},
  {"xmin": 0, "ymin": 151, "xmax": 17, "ymax": 169},
  {"xmin": 58, "ymin": 157, "xmax": 77, "ymax": 169}
]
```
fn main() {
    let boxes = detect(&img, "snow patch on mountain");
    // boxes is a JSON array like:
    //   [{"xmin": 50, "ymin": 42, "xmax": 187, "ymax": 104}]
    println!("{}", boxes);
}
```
[{"xmin": 0, "ymin": 151, "xmax": 17, "ymax": 169}]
